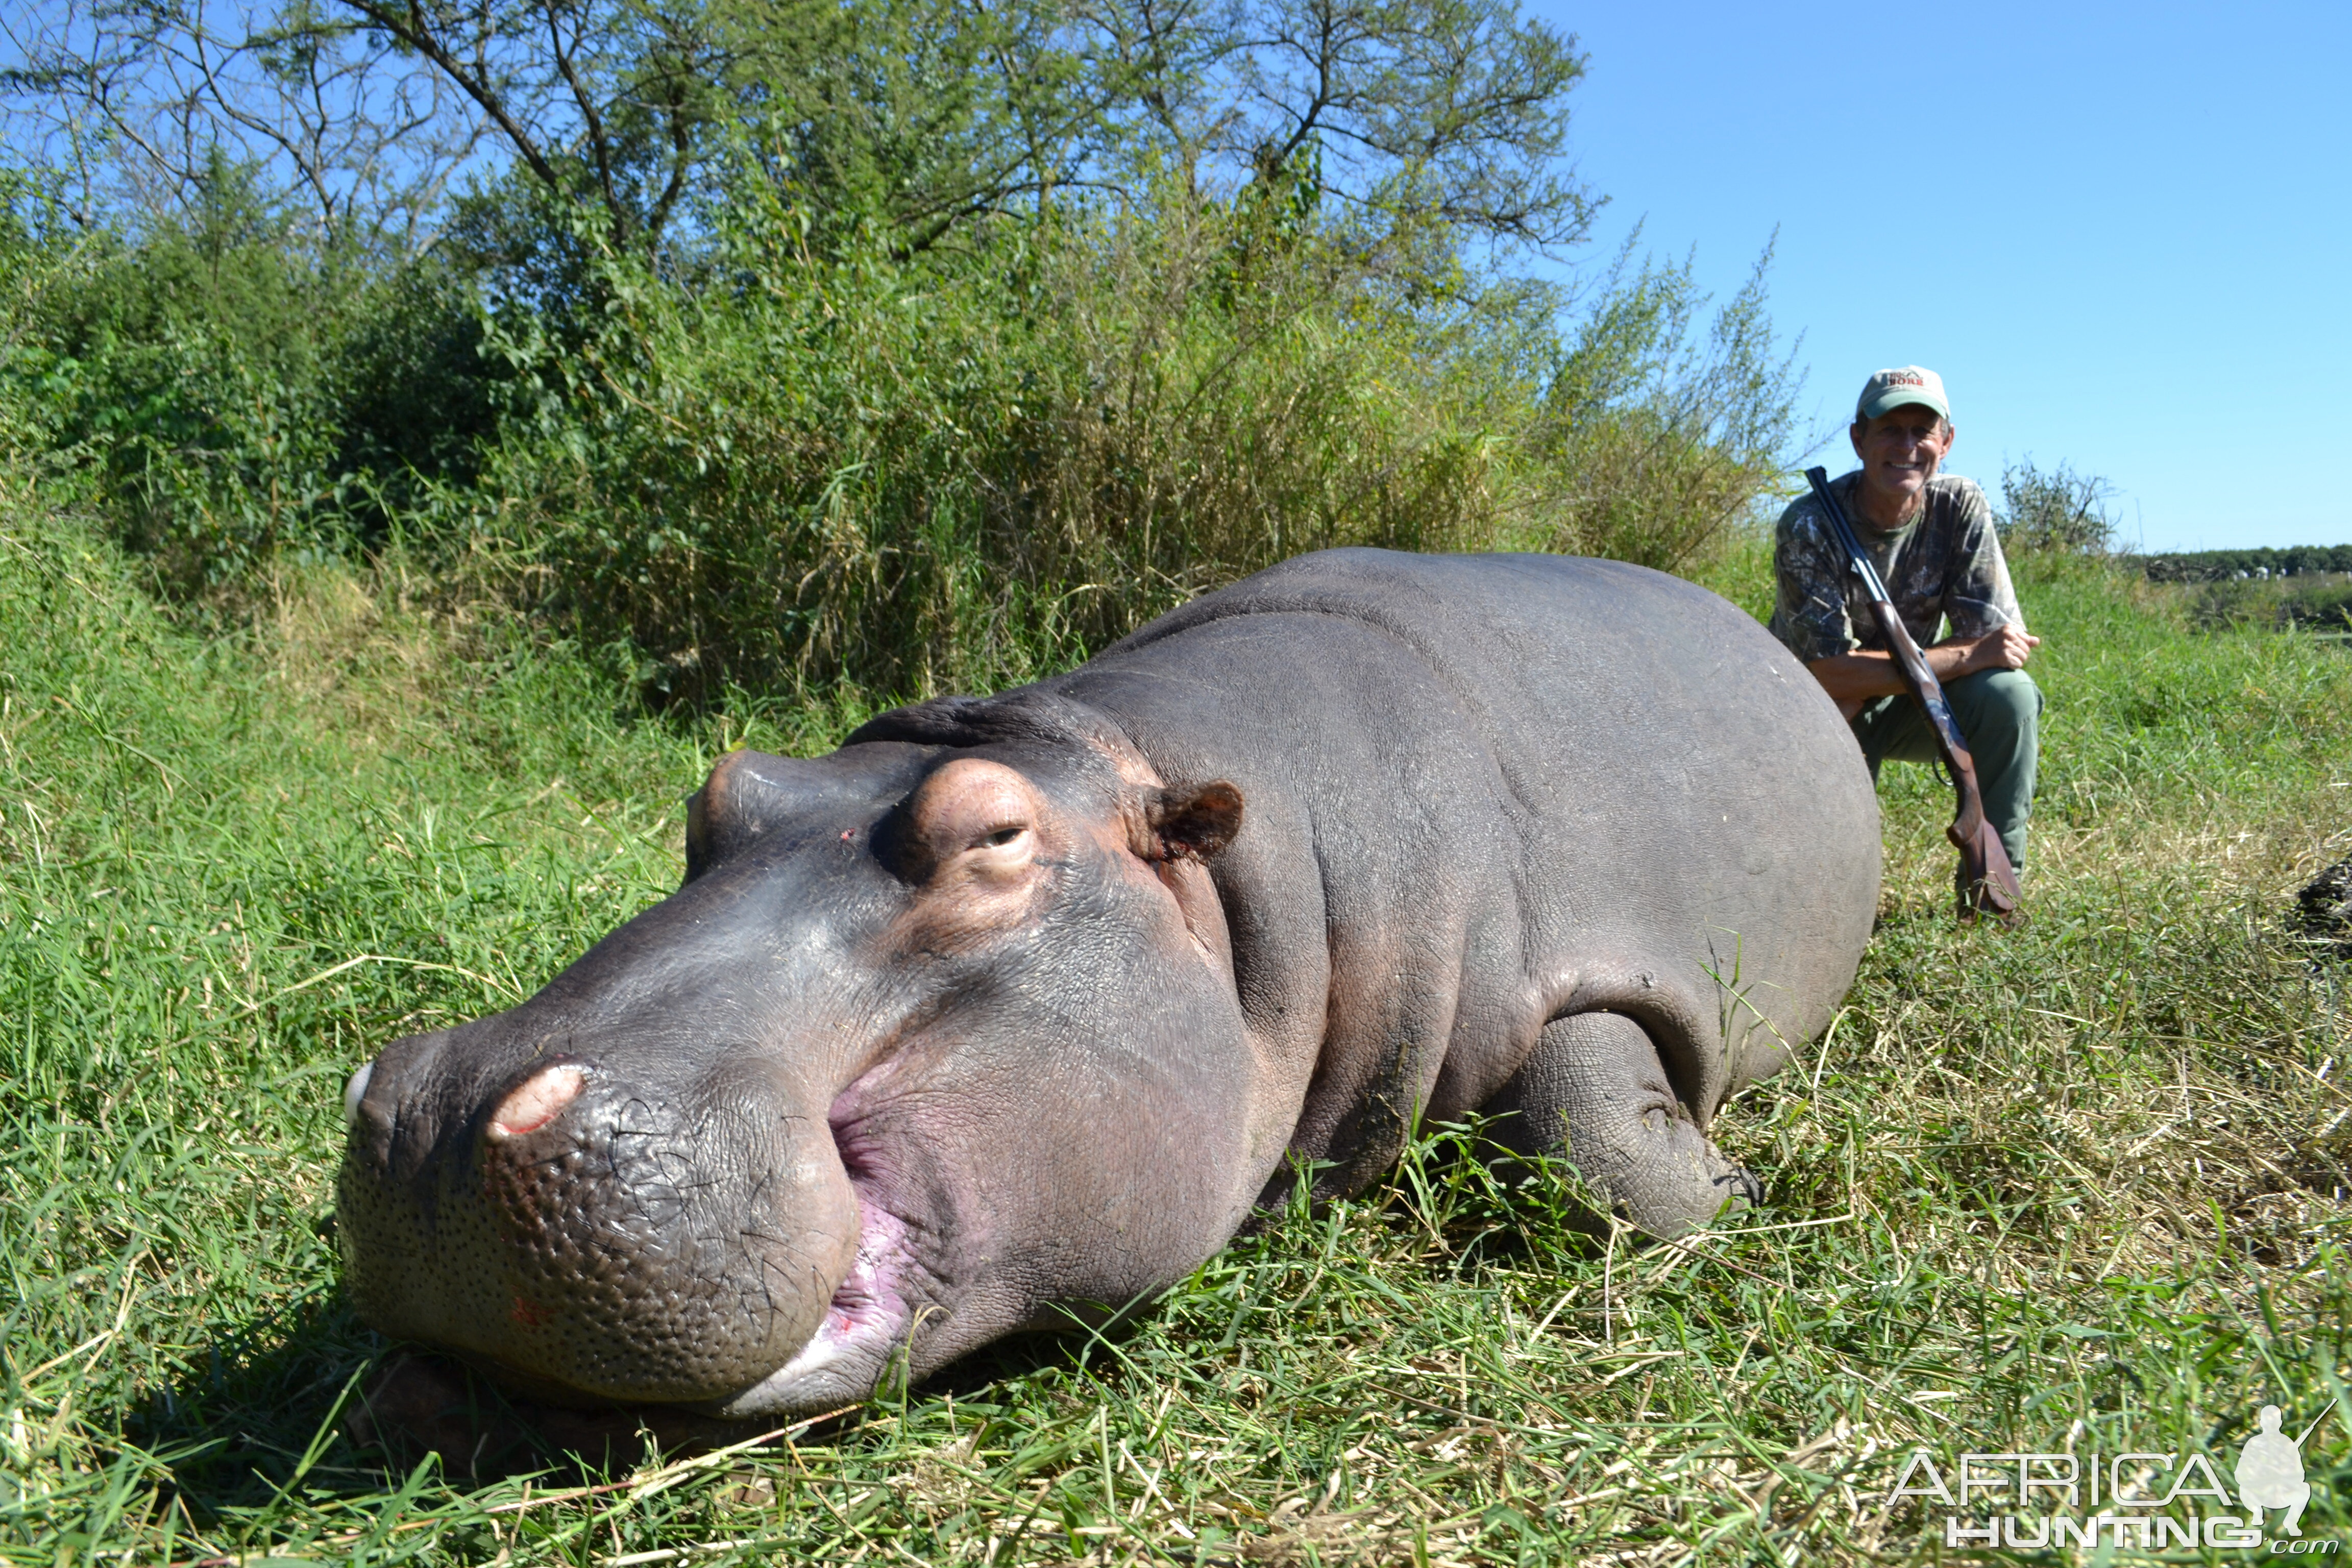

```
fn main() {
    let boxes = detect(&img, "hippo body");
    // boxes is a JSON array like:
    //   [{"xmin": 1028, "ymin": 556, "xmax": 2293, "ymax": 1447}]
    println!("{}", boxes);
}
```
[{"xmin": 339, "ymin": 549, "xmax": 1879, "ymax": 1419}]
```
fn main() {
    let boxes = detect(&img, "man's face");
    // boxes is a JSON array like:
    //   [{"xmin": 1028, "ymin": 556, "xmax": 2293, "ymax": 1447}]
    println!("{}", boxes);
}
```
[{"xmin": 1848, "ymin": 404, "xmax": 1954, "ymax": 521}]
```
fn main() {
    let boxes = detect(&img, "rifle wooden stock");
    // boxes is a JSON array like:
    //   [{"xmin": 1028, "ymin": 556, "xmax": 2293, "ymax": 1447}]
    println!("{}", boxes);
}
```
[{"xmin": 1806, "ymin": 467, "xmax": 2022, "ymax": 921}]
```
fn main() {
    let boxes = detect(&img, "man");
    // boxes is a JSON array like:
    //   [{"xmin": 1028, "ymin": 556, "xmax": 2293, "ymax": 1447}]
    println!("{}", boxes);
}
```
[{"xmin": 1771, "ymin": 366, "xmax": 2041, "ymax": 892}]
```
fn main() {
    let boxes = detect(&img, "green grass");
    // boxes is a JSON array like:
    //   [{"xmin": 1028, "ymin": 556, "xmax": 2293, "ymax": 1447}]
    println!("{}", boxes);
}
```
[{"xmin": 5, "ymin": 505, "xmax": 2352, "ymax": 1564}]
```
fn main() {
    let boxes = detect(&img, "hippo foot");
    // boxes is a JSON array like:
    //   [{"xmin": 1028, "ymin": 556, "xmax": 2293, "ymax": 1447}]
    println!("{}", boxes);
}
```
[
  {"xmin": 344, "ymin": 1352, "xmax": 790, "ymax": 1478},
  {"xmin": 1482, "ymin": 1011, "xmax": 1758, "ymax": 1238}
]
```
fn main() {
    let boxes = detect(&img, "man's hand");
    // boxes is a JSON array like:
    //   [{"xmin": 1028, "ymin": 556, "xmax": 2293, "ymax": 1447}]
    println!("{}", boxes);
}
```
[
  {"xmin": 1951, "ymin": 622, "xmax": 2041, "ymax": 675},
  {"xmin": 1805, "ymin": 623, "xmax": 2042, "ymax": 720}
]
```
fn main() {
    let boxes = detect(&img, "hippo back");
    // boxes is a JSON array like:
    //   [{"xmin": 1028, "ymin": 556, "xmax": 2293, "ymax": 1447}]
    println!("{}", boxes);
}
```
[{"xmin": 1058, "ymin": 549, "xmax": 1880, "ymax": 1196}]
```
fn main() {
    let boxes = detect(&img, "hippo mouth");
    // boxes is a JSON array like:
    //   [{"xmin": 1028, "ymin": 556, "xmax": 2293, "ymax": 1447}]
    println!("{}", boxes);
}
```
[
  {"xmin": 691, "ymin": 1098, "xmax": 932, "ymax": 1418},
  {"xmin": 340, "ymin": 1032, "xmax": 951, "ymax": 1419},
  {"xmin": 706, "ymin": 1193, "xmax": 916, "ymax": 1416}
]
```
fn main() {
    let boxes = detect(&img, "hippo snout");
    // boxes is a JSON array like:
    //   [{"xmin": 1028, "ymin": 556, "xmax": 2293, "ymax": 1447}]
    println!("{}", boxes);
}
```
[{"xmin": 337, "ymin": 1036, "xmax": 862, "ymax": 1409}]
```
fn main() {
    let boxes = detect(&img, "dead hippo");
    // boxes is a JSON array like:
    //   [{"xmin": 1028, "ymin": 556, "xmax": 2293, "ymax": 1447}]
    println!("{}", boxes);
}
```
[{"xmin": 338, "ymin": 548, "xmax": 1879, "ymax": 1420}]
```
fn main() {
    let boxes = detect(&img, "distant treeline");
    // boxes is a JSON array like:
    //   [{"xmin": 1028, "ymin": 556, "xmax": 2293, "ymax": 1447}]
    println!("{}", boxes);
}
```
[{"xmin": 2129, "ymin": 547, "xmax": 2352, "ymax": 583}]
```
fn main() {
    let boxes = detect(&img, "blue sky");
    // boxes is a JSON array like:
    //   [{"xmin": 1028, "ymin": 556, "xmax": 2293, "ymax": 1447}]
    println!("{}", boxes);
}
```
[{"xmin": 1526, "ymin": 0, "xmax": 2350, "ymax": 551}]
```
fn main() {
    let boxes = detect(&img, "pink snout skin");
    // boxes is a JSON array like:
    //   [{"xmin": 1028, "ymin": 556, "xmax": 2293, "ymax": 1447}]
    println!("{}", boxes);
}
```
[{"xmin": 486, "ymin": 1063, "xmax": 587, "ymax": 1142}]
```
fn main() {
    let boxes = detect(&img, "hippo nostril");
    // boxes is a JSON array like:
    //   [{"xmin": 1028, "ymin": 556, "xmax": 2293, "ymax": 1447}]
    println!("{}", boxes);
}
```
[
  {"xmin": 343, "ymin": 1062, "xmax": 373, "ymax": 1130},
  {"xmin": 488, "ymin": 1063, "xmax": 588, "ymax": 1141}
]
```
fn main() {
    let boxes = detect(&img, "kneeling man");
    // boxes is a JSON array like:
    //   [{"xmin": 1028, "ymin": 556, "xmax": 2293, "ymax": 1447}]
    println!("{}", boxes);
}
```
[{"xmin": 1772, "ymin": 366, "xmax": 2041, "ymax": 885}]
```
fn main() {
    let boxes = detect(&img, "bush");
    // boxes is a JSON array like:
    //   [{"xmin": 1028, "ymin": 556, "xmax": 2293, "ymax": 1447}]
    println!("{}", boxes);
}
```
[
  {"xmin": 1523, "ymin": 247, "xmax": 1797, "ymax": 571},
  {"xmin": 448, "ymin": 187, "xmax": 1802, "ymax": 706},
  {"xmin": 1997, "ymin": 457, "xmax": 2116, "ymax": 555},
  {"xmin": 1, "ymin": 165, "xmax": 1804, "ymax": 703},
  {"xmin": 2, "ymin": 157, "xmax": 513, "ymax": 593},
  {"xmin": 8, "ymin": 160, "xmax": 359, "ymax": 586},
  {"xmin": 327, "ymin": 256, "xmax": 507, "ymax": 535}
]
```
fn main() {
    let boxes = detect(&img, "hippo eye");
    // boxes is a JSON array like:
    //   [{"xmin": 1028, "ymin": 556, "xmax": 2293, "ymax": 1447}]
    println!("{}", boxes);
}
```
[{"xmin": 981, "ymin": 825, "xmax": 1025, "ymax": 848}]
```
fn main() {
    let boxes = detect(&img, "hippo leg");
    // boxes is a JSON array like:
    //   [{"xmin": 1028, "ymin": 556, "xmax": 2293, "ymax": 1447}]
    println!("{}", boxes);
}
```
[{"xmin": 1485, "ymin": 1012, "xmax": 1759, "ymax": 1237}]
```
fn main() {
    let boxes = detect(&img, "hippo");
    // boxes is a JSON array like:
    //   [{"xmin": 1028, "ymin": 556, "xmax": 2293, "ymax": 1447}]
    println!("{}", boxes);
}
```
[{"xmin": 338, "ymin": 548, "xmax": 1879, "ymax": 1421}]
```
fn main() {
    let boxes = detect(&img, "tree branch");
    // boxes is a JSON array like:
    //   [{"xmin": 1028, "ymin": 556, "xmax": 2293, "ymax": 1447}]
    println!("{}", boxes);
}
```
[{"xmin": 332, "ymin": 0, "xmax": 565, "ymax": 197}]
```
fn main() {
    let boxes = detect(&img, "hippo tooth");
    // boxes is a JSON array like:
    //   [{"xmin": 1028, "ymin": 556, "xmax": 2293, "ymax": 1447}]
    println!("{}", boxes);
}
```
[{"xmin": 342, "ymin": 1062, "xmax": 373, "ymax": 1130}]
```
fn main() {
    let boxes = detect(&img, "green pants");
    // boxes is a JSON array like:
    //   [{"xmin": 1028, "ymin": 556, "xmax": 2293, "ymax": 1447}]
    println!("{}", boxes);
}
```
[{"xmin": 1851, "ymin": 669, "xmax": 2041, "ymax": 873}]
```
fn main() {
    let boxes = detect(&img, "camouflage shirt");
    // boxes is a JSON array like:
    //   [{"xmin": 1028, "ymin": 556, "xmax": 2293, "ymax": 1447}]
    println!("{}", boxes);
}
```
[{"xmin": 1769, "ymin": 470, "xmax": 2024, "ymax": 665}]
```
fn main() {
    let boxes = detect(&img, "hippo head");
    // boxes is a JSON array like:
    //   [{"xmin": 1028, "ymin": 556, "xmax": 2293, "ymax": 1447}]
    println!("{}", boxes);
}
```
[{"xmin": 337, "ymin": 710, "xmax": 1262, "ymax": 1418}]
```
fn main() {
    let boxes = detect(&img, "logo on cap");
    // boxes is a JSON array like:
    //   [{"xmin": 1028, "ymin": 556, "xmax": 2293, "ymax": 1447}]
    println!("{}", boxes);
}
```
[{"xmin": 1857, "ymin": 365, "xmax": 1950, "ymax": 422}]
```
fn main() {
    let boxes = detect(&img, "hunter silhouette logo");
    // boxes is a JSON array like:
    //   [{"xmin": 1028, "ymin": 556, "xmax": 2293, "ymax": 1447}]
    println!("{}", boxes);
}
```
[
  {"xmin": 2239, "ymin": 1405, "xmax": 2315, "ymax": 1536},
  {"xmin": 1888, "ymin": 1404, "xmax": 2337, "ymax": 1552}
]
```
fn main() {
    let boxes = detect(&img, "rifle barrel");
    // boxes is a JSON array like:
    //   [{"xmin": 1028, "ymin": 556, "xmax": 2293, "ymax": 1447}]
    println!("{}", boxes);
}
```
[{"xmin": 1804, "ymin": 467, "xmax": 1893, "ymax": 604}]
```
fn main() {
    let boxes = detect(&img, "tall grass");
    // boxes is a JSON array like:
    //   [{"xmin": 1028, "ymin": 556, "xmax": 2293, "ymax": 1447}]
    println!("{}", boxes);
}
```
[{"xmin": 5, "ymin": 493, "xmax": 2350, "ymax": 1562}]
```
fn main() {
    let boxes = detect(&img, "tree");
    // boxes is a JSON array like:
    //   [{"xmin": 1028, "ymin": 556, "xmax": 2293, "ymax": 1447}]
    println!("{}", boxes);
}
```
[
  {"xmin": 1085, "ymin": 0, "xmax": 1594, "ymax": 253},
  {"xmin": 0, "ymin": 0, "xmax": 486, "ymax": 251},
  {"xmin": 1998, "ymin": 459, "xmax": 2116, "ymax": 556},
  {"xmin": 3, "ymin": 0, "xmax": 1596, "ymax": 260}
]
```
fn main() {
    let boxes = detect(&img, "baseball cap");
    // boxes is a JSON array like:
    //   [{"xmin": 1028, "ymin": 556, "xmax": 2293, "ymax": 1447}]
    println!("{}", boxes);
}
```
[{"xmin": 1856, "ymin": 365, "xmax": 1950, "ymax": 423}]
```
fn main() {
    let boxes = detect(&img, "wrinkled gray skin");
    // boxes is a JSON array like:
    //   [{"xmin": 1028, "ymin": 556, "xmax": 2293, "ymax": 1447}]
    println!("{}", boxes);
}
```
[{"xmin": 339, "ymin": 550, "xmax": 1879, "ymax": 1419}]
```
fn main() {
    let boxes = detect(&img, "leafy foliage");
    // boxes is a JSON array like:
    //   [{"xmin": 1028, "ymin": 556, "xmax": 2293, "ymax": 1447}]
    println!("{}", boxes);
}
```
[
  {"xmin": 438, "ymin": 181, "xmax": 1798, "ymax": 706},
  {"xmin": 2, "ymin": 152, "xmax": 1801, "ymax": 704},
  {"xmin": 1, "ymin": 0, "xmax": 1802, "ymax": 697},
  {"xmin": 5, "ymin": 0, "xmax": 1595, "ymax": 261},
  {"xmin": 1996, "ymin": 456, "xmax": 2117, "ymax": 556},
  {"xmin": 3, "ymin": 156, "xmax": 508, "ymax": 587},
  {"xmin": 12, "ymin": 156, "xmax": 349, "ymax": 586}
]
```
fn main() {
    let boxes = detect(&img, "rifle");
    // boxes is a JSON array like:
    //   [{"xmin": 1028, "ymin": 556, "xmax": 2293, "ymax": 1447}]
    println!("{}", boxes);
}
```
[{"xmin": 1803, "ymin": 465, "xmax": 2022, "ymax": 922}]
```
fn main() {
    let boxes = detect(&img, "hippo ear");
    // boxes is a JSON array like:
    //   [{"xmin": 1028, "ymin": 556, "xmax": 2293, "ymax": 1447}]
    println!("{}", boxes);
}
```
[
  {"xmin": 1144, "ymin": 781, "xmax": 1244, "ymax": 863},
  {"xmin": 684, "ymin": 751, "xmax": 828, "ymax": 883}
]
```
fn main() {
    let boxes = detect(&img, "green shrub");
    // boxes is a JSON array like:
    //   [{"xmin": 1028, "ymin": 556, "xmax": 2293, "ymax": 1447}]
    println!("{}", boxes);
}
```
[
  {"xmin": 1997, "ymin": 456, "xmax": 2116, "ymax": 555},
  {"xmin": 327, "ymin": 257, "xmax": 506, "ymax": 533},
  {"xmin": 446, "ymin": 188, "xmax": 1801, "ymax": 706},
  {"xmin": 2, "ymin": 162, "xmax": 1802, "ymax": 699},
  {"xmin": 2, "ymin": 157, "xmax": 513, "ymax": 592},
  {"xmin": 0, "ymin": 0, "xmax": 1806, "ymax": 698},
  {"xmin": 1522, "ymin": 248, "xmax": 1797, "ymax": 571},
  {"xmin": 7, "ymin": 159, "xmax": 351, "ymax": 587}
]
